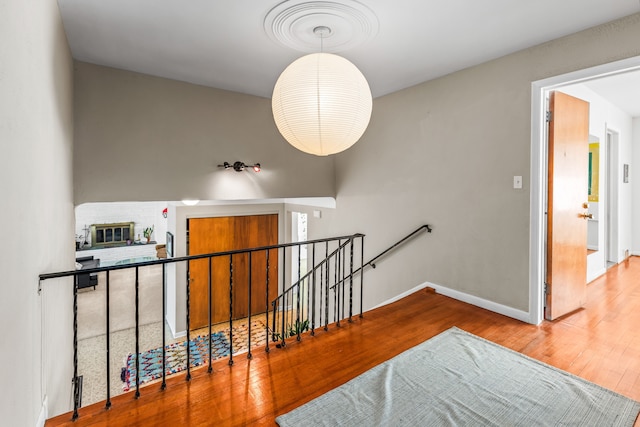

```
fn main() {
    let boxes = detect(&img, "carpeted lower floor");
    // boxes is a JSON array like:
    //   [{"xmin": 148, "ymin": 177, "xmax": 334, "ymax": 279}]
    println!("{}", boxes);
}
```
[
  {"xmin": 123, "ymin": 319, "xmax": 267, "ymax": 391},
  {"xmin": 78, "ymin": 317, "xmax": 268, "ymax": 406}
]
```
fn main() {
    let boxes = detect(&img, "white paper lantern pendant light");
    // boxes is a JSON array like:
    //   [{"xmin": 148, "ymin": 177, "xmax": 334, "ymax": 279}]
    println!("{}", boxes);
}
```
[{"xmin": 272, "ymin": 26, "xmax": 373, "ymax": 156}]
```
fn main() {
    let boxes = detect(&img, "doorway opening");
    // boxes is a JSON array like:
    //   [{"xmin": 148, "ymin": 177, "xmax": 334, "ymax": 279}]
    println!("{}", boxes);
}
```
[{"xmin": 530, "ymin": 56, "xmax": 640, "ymax": 324}]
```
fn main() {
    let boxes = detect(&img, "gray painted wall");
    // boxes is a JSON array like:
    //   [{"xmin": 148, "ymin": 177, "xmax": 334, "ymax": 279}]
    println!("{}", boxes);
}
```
[
  {"xmin": 73, "ymin": 62, "xmax": 336, "ymax": 204},
  {"xmin": 0, "ymin": 1, "xmax": 75, "ymax": 424},
  {"xmin": 312, "ymin": 13, "xmax": 640, "ymax": 314}
]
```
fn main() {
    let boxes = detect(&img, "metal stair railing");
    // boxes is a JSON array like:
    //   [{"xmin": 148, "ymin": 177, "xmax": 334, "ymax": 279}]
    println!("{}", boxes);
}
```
[
  {"xmin": 270, "ymin": 237, "xmax": 358, "ymax": 346},
  {"xmin": 38, "ymin": 232, "xmax": 364, "ymax": 421},
  {"xmin": 270, "ymin": 224, "xmax": 432, "ymax": 347},
  {"xmin": 38, "ymin": 225, "xmax": 432, "ymax": 421}
]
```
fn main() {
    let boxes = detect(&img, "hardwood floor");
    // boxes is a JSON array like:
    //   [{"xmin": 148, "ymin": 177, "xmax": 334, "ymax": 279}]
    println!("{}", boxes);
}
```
[{"xmin": 47, "ymin": 257, "xmax": 640, "ymax": 426}]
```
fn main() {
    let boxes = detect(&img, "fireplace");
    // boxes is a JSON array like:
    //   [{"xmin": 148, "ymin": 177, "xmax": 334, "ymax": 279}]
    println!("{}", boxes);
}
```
[{"xmin": 90, "ymin": 222, "xmax": 134, "ymax": 247}]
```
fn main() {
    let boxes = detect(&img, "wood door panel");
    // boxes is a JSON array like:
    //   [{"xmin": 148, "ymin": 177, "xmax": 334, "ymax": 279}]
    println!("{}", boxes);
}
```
[
  {"xmin": 189, "ymin": 216, "xmax": 233, "ymax": 329},
  {"xmin": 189, "ymin": 214, "xmax": 278, "ymax": 329},
  {"xmin": 546, "ymin": 91, "xmax": 589, "ymax": 320},
  {"xmin": 247, "ymin": 215, "xmax": 279, "ymax": 315}
]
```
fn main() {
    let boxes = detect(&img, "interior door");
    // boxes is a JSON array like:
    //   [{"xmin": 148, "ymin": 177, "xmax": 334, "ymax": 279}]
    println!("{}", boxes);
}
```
[
  {"xmin": 545, "ymin": 91, "xmax": 590, "ymax": 320},
  {"xmin": 189, "ymin": 214, "xmax": 278, "ymax": 329}
]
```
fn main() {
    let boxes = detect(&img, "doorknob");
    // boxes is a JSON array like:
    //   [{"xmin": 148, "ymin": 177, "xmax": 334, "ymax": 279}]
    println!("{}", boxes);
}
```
[{"xmin": 579, "ymin": 212, "xmax": 593, "ymax": 219}]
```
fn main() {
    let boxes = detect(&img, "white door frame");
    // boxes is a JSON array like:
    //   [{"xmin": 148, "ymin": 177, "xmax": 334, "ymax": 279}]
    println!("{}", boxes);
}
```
[
  {"xmin": 529, "ymin": 56, "xmax": 640, "ymax": 325},
  {"xmin": 606, "ymin": 129, "xmax": 620, "ymax": 266}
]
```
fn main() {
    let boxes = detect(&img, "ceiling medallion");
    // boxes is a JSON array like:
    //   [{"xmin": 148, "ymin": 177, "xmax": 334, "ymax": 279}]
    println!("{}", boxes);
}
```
[{"xmin": 264, "ymin": 0, "xmax": 379, "ymax": 53}]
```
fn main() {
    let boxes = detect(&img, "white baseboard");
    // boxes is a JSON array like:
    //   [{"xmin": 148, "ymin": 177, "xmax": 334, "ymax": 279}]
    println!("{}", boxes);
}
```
[
  {"xmin": 372, "ymin": 281, "xmax": 533, "ymax": 324},
  {"xmin": 166, "ymin": 314, "xmax": 186, "ymax": 340},
  {"xmin": 371, "ymin": 283, "xmax": 430, "ymax": 310},
  {"xmin": 36, "ymin": 396, "xmax": 47, "ymax": 427},
  {"xmin": 428, "ymin": 282, "xmax": 532, "ymax": 323},
  {"xmin": 588, "ymin": 268, "xmax": 608, "ymax": 283}
]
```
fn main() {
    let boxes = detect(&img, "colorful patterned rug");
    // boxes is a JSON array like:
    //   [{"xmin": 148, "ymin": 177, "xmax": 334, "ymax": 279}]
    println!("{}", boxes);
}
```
[{"xmin": 123, "ymin": 319, "xmax": 267, "ymax": 391}]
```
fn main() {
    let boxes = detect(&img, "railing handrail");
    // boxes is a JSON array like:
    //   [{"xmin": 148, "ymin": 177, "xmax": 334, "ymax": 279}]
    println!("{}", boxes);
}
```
[
  {"xmin": 270, "ymin": 224, "xmax": 431, "ymax": 347},
  {"xmin": 366, "ymin": 224, "xmax": 431, "ymax": 269},
  {"xmin": 328, "ymin": 224, "xmax": 431, "ymax": 291},
  {"xmin": 38, "ymin": 232, "xmax": 366, "ymax": 282}
]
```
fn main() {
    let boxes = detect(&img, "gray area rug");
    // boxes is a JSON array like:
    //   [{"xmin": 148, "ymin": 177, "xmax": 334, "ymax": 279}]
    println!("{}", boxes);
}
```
[{"xmin": 276, "ymin": 327, "xmax": 640, "ymax": 426}]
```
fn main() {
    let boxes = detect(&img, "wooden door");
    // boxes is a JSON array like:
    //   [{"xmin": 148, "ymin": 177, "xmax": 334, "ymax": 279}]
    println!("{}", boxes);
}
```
[
  {"xmin": 189, "ymin": 214, "xmax": 278, "ymax": 329},
  {"xmin": 545, "ymin": 91, "xmax": 590, "ymax": 320}
]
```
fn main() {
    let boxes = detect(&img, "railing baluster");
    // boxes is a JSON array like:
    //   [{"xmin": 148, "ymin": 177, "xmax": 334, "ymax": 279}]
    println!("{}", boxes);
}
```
[
  {"xmin": 296, "ymin": 283, "xmax": 301, "ymax": 341},
  {"xmin": 161, "ymin": 263, "xmax": 167, "ymax": 389},
  {"xmin": 319, "ymin": 245, "xmax": 322, "ymax": 329},
  {"xmin": 341, "ymin": 242, "xmax": 346, "ymax": 323},
  {"xmin": 271, "ymin": 299, "xmax": 277, "ymax": 343},
  {"xmin": 305, "ymin": 247, "xmax": 310, "ymax": 333},
  {"xmin": 135, "ymin": 266, "xmax": 140, "ymax": 398},
  {"xmin": 349, "ymin": 238, "xmax": 354, "ymax": 322},
  {"xmin": 297, "ymin": 244, "xmax": 301, "ymax": 285},
  {"xmin": 105, "ymin": 270, "xmax": 112, "ymax": 408},
  {"xmin": 265, "ymin": 249, "xmax": 270, "ymax": 352},
  {"xmin": 311, "ymin": 243, "xmax": 316, "ymax": 336},
  {"xmin": 294, "ymin": 244, "xmax": 302, "ymax": 341},
  {"xmin": 340, "ymin": 242, "xmax": 347, "ymax": 320},
  {"xmin": 186, "ymin": 263, "xmax": 191, "ymax": 381},
  {"xmin": 281, "ymin": 248, "xmax": 286, "ymax": 346},
  {"xmin": 248, "ymin": 252, "xmax": 253, "ymax": 359},
  {"xmin": 228, "ymin": 254, "xmax": 234, "ymax": 366},
  {"xmin": 305, "ymin": 276, "xmax": 309, "ymax": 332},
  {"xmin": 324, "ymin": 241, "xmax": 329, "ymax": 331},
  {"xmin": 271, "ymin": 248, "xmax": 278, "ymax": 344},
  {"xmin": 360, "ymin": 235, "xmax": 364, "ymax": 318},
  {"xmin": 72, "ymin": 275, "xmax": 79, "ymax": 421},
  {"xmin": 335, "ymin": 244, "xmax": 339, "ymax": 326},
  {"xmin": 282, "ymin": 287, "xmax": 287, "ymax": 347},
  {"xmin": 208, "ymin": 257, "xmax": 213, "ymax": 373}
]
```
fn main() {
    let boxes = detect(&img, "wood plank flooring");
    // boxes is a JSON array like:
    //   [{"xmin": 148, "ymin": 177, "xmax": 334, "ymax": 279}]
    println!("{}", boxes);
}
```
[{"xmin": 47, "ymin": 257, "xmax": 640, "ymax": 426}]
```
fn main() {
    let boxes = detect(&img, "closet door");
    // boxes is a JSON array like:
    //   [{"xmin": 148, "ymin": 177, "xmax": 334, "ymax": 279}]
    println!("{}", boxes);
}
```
[{"xmin": 189, "ymin": 214, "xmax": 278, "ymax": 329}]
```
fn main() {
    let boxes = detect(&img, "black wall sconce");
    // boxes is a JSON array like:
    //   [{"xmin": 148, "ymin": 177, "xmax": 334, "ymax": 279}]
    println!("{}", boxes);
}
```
[{"xmin": 218, "ymin": 161, "xmax": 261, "ymax": 172}]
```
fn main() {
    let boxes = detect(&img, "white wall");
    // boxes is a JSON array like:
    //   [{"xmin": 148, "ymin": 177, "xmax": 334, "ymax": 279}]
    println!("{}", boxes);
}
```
[
  {"xmin": 75, "ymin": 201, "xmax": 168, "ymax": 248},
  {"xmin": 559, "ymin": 84, "xmax": 634, "ymax": 280},
  {"xmin": 633, "ymin": 118, "xmax": 640, "ymax": 256},
  {"xmin": 0, "ymin": 1, "xmax": 75, "ymax": 424}
]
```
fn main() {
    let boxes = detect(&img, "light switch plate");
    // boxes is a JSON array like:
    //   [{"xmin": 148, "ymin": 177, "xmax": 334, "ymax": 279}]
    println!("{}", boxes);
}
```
[{"xmin": 513, "ymin": 176, "xmax": 523, "ymax": 189}]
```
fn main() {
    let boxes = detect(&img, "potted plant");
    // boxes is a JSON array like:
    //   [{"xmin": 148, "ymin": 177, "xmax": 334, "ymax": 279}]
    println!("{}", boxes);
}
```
[{"xmin": 143, "ymin": 225, "xmax": 154, "ymax": 243}]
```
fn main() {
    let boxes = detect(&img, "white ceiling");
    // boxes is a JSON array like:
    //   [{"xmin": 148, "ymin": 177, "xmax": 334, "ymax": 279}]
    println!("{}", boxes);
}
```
[
  {"xmin": 583, "ymin": 72, "xmax": 640, "ymax": 117},
  {"xmin": 58, "ymin": 0, "xmax": 640, "ymax": 107}
]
